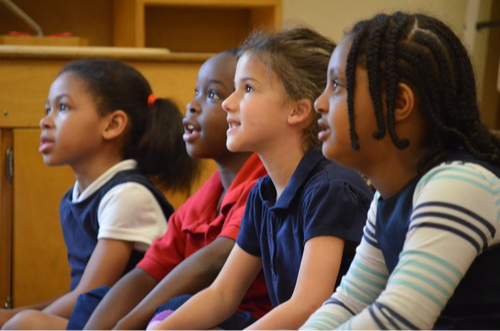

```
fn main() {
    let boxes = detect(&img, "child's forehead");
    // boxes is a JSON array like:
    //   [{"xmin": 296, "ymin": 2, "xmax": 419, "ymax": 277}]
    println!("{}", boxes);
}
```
[
  {"xmin": 199, "ymin": 53, "xmax": 236, "ymax": 79},
  {"xmin": 236, "ymin": 52, "xmax": 273, "ymax": 76},
  {"xmin": 50, "ymin": 72, "xmax": 84, "ymax": 93}
]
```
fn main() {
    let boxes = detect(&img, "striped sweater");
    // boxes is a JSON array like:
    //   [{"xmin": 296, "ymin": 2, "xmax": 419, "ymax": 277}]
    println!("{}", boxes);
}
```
[{"xmin": 301, "ymin": 153, "xmax": 500, "ymax": 330}]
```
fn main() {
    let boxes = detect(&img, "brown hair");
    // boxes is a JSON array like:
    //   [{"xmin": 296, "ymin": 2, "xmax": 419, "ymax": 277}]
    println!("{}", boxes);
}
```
[{"xmin": 239, "ymin": 27, "xmax": 336, "ymax": 151}]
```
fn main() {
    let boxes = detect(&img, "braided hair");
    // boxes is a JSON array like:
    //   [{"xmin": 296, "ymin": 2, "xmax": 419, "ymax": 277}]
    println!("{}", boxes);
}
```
[{"xmin": 345, "ymin": 12, "xmax": 500, "ymax": 170}]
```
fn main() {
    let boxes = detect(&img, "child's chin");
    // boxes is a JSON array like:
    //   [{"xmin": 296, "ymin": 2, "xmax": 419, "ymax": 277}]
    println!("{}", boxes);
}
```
[
  {"xmin": 321, "ymin": 145, "xmax": 336, "ymax": 160},
  {"xmin": 226, "ymin": 141, "xmax": 240, "ymax": 153}
]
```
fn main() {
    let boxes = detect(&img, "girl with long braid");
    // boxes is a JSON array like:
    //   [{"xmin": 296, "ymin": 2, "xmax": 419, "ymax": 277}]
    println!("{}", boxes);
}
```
[{"xmin": 301, "ymin": 12, "xmax": 500, "ymax": 330}]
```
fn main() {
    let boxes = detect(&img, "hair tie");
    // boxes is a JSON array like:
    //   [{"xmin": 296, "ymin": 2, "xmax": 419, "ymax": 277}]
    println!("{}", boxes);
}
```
[{"xmin": 147, "ymin": 94, "xmax": 156, "ymax": 108}]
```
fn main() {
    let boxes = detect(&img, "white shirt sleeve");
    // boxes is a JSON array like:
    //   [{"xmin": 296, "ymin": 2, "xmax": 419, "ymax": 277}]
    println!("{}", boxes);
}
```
[{"xmin": 97, "ymin": 182, "xmax": 168, "ymax": 252}]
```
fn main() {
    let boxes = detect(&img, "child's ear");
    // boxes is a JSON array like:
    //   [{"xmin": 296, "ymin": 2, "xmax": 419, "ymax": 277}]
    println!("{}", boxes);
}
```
[
  {"xmin": 288, "ymin": 99, "xmax": 313, "ymax": 126},
  {"xmin": 394, "ymin": 82, "xmax": 415, "ymax": 122},
  {"xmin": 102, "ymin": 110, "xmax": 128, "ymax": 140}
]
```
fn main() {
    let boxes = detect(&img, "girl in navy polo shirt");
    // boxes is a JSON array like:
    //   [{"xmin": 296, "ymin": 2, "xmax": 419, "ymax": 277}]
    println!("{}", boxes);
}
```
[
  {"xmin": 1, "ymin": 59, "xmax": 199, "ymax": 329},
  {"xmin": 150, "ymin": 27, "xmax": 373, "ymax": 330},
  {"xmin": 301, "ymin": 12, "xmax": 500, "ymax": 330}
]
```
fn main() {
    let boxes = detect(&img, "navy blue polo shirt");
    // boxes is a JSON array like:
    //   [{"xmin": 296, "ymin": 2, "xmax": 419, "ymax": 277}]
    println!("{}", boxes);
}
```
[{"xmin": 237, "ymin": 149, "xmax": 373, "ymax": 307}]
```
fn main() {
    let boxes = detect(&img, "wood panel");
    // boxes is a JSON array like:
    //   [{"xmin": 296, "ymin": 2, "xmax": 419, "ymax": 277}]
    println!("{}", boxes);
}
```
[
  {"xmin": 12, "ymin": 129, "xmax": 73, "ymax": 307},
  {"xmin": 145, "ymin": 6, "xmax": 251, "ymax": 52},
  {"xmin": 481, "ymin": 0, "xmax": 500, "ymax": 130}
]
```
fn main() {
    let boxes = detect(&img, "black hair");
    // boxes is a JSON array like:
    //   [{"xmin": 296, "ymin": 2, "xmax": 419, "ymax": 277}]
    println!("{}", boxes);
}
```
[
  {"xmin": 223, "ymin": 47, "xmax": 240, "ymax": 57},
  {"xmin": 238, "ymin": 27, "xmax": 336, "ymax": 151},
  {"xmin": 345, "ymin": 12, "xmax": 500, "ymax": 169},
  {"xmin": 59, "ymin": 58, "xmax": 200, "ymax": 192}
]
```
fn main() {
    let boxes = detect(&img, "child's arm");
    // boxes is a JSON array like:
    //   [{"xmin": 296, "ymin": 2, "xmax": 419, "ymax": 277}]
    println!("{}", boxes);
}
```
[
  {"xmin": 111, "ymin": 237, "xmax": 236, "ymax": 330},
  {"xmin": 43, "ymin": 238, "xmax": 135, "ymax": 318},
  {"xmin": 304, "ymin": 164, "xmax": 500, "ymax": 330},
  {"xmin": 81, "ymin": 268, "xmax": 158, "ymax": 330},
  {"xmin": 151, "ymin": 245, "xmax": 262, "ymax": 330},
  {"xmin": 300, "ymin": 229, "xmax": 389, "ymax": 330},
  {"xmin": 246, "ymin": 235, "xmax": 344, "ymax": 330}
]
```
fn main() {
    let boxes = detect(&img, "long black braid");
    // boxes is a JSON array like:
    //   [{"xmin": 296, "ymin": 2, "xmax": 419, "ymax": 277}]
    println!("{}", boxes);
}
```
[{"xmin": 345, "ymin": 12, "xmax": 500, "ymax": 169}]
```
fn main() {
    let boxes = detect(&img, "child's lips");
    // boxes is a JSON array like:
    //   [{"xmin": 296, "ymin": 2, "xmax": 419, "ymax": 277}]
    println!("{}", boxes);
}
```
[
  {"xmin": 183, "ymin": 122, "xmax": 201, "ymax": 142},
  {"xmin": 39, "ymin": 137, "xmax": 54, "ymax": 153},
  {"xmin": 317, "ymin": 118, "xmax": 331, "ymax": 141},
  {"xmin": 226, "ymin": 118, "xmax": 240, "ymax": 134}
]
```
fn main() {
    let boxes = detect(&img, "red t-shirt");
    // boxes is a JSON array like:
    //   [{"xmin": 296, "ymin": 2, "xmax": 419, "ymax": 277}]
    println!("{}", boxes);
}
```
[{"xmin": 137, "ymin": 153, "xmax": 271, "ymax": 318}]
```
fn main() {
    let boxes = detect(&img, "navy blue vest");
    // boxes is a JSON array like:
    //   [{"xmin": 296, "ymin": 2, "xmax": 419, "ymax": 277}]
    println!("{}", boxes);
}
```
[{"xmin": 60, "ymin": 169, "xmax": 174, "ymax": 290}]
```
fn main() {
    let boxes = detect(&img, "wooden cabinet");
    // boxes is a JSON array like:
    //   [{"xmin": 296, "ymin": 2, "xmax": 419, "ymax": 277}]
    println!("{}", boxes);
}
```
[
  {"xmin": 9, "ymin": 129, "xmax": 73, "ymax": 307},
  {"xmin": 114, "ymin": 0, "xmax": 282, "ymax": 52},
  {"xmin": 0, "ymin": 47, "xmax": 216, "ymax": 308}
]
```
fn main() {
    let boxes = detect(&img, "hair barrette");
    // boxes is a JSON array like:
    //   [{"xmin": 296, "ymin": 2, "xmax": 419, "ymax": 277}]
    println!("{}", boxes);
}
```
[{"xmin": 147, "ymin": 94, "xmax": 156, "ymax": 108}]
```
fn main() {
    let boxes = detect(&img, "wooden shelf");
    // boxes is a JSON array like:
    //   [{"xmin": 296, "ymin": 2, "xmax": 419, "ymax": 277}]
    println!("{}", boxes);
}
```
[{"xmin": 114, "ymin": 0, "xmax": 282, "ymax": 52}]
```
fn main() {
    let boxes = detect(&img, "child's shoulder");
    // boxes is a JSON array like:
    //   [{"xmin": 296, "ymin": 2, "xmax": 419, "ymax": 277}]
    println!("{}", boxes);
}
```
[
  {"xmin": 314, "ymin": 156, "xmax": 372, "ymax": 193},
  {"xmin": 415, "ymin": 155, "xmax": 500, "ymax": 201},
  {"xmin": 420, "ymin": 155, "xmax": 500, "ymax": 187}
]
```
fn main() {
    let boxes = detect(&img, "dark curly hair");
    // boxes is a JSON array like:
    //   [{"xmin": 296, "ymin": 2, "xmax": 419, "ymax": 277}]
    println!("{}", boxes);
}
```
[{"xmin": 344, "ymin": 12, "xmax": 500, "ymax": 170}]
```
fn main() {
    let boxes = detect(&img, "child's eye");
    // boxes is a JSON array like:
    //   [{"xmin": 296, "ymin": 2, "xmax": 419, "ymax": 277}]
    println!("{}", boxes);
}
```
[
  {"xmin": 245, "ymin": 84, "xmax": 254, "ymax": 93},
  {"xmin": 194, "ymin": 89, "xmax": 200, "ymax": 97},
  {"xmin": 45, "ymin": 107, "xmax": 51, "ymax": 115},
  {"xmin": 208, "ymin": 90, "xmax": 221, "ymax": 100},
  {"xmin": 59, "ymin": 103, "xmax": 69, "ymax": 111},
  {"xmin": 332, "ymin": 79, "xmax": 345, "ymax": 92}
]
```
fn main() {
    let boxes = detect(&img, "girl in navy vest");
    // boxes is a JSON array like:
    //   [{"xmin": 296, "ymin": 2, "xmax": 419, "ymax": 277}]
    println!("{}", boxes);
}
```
[
  {"xmin": 302, "ymin": 12, "xmax": 500, "ymax": 330},
  {"xmin": 1, "ymin": 59, "xmax": 199, "ymax": 329}
]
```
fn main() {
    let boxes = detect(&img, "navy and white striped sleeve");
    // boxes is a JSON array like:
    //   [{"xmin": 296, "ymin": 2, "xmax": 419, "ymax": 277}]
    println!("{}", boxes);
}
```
[{"xmin": 302, "ymin": 162, "xmax": 500, "ymax": 330}]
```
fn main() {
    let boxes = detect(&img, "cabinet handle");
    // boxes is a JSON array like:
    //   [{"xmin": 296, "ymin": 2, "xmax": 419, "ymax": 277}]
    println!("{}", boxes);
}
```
[
  {"xmin": 3, "ymin": 296, "xmax": 11, "ymax": 309},
  {"xmin": 6, "ymin": 145, "xmax": 13, "ymax": 181}
]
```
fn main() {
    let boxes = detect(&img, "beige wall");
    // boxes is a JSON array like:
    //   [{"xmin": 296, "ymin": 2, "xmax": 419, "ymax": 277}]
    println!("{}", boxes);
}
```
[{"xmin": 282, "ymin": 0, "xmax": 468, "ymax": 43}]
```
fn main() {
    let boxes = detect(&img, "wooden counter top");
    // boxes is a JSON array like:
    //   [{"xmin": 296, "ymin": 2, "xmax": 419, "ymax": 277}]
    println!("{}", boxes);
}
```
[
  {"xmin": 0, "ymin": 46, "xmax": 210, "ymax": 128},
  {"xmin": 0, "ymin": 45, "xmax": 213, "ymax": 62}
]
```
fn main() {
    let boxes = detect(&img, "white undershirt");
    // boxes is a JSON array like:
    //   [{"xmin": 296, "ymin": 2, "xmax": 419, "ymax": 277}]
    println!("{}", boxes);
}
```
[{"xmin": 71, "ymin": 160, "xmax": 168, "ymax": 251}]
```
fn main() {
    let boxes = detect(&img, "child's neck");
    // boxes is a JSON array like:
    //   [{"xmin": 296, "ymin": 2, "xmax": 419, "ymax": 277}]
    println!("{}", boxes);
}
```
[
  {"xmin": 260, "ymin": 147, "xmax": 305, "ymax": 201},
  {"xmin": 369, "ymin": 146, "xmax": 431, "ymax": 199},
  {"xmin": 216, "ymin": 152, "xmax": 253, "ymax": 193},
  {"xmin": 73, "ymin": 156, "xmax": 125, "ymax": 192}
]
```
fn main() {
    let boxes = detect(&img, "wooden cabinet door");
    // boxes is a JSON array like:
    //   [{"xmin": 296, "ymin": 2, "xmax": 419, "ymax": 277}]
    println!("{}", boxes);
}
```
[{"xmin": 12, "ymin": 129, "xmax": 73, "ymax": 307}]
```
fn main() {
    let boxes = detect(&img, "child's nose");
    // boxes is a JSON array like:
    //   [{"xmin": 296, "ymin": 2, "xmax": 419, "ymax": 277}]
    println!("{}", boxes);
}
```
[
  {"xmin": 186, "ymin": 100, "xmax": 201, "ymax": 114},
  {"xmin": 222, "ymin": 92, "xmax": 236, "ymax": 113},
  {"xmin": 314, "ymin": 93, "xmax": 328, "ymax": 114},
  {"xmin": 40, "ymin": 115, "xmax": 51, "ymax": 129}
]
